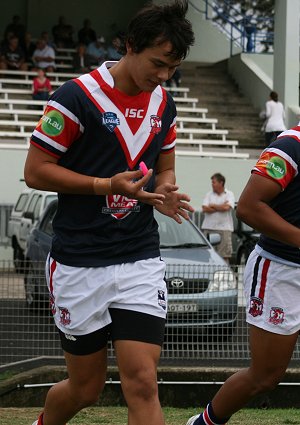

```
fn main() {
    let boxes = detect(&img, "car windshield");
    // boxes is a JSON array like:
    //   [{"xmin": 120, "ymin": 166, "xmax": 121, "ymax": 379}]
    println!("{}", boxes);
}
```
[{"xmin": 155, "ymin": 211, "xmax": 208, "ymax": 248}]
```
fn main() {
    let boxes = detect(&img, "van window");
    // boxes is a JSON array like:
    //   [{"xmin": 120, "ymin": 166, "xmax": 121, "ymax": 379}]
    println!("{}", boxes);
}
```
[
  {"xmin": 26, "ymin": 194, "xmax": 41, "ymax": 219},
  {"xmin": 14, "ymin": 194, "xmax": 29, "ymax": 212}
]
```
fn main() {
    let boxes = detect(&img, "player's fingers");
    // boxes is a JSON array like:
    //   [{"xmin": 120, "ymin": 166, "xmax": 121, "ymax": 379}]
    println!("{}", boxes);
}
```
[
  {"xmin": 178, "ymin": 201, "xmax": 195, "ymax": 213},
  {"xmin": 177, "ymin": 192, "xmax": 191, "ymax": 202},
  {"xmin": 132, "ymin": 169, "xmax": 153, "ymax": 189}
]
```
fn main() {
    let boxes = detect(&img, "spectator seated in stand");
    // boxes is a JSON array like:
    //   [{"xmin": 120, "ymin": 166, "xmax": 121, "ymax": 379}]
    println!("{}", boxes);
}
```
[
  {"xmin": 32, "ymin": 37, "xmax": 56, "ymax": 72},
  {"xmin": 4, "ymin": 15, "xmax": 26, "ymax": 49},
  {"xmin": 52, "ymin": 16, "xmax": 74, "ymax": 48},
  {"xmin": 32, "ymin": 68, "xmax": 52, "ymax": 100},
  {"xmin": 23, "ymin": 32, "xmax": 36, "ymax": 68},
  {"xmin": 73, "ymin": 43, "xmax": 93, "ymax": 74},
  {"xmin": 78, "ymin": 19, "xmax": 97, "ymax": 46},
  {"xmin": 0, "ymin": 35, "xmax": 28, "ymax": 71},
  {"xmin": 87, "ymin": 36, "xmax": 107, "ymax": 66},
  {"xmin": 40, "ymin": 30, "xmax": 56, "ymax": 49},
  {"xmin": 106, "ymin": 35, "xmax": 123, "ymax": 61},
  {"xmin": 165, "ymin": 67, "xmax": 181, "ymax": 96}
]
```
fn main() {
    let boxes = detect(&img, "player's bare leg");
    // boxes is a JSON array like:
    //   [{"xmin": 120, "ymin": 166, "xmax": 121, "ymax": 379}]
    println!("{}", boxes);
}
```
[
  {"xmin": 211, "ymin": 325, "xmax": 298, "ymax": 419},
  {"xmin": 41, "ymin": 348, "xmax": 108, "ymax": 425},
  {"xmin": 115, "ymin": 340, "xmax": 165, "ymax": 425}
]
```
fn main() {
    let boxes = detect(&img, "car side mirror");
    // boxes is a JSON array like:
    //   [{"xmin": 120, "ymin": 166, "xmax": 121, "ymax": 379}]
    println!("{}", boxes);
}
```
[
  {"xmin": 208, "ymin": 233, "xmax": 221, "ymax": 246},
  {"xmin": 23, "ymin": 211, "xmax": 35, "ymax": 221}
]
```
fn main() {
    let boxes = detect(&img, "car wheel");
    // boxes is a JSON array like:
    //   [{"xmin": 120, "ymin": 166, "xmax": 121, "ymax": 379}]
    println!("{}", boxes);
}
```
[{"xmin": 13, "ymin": 241, "xmax": 25, "ymax": 274}]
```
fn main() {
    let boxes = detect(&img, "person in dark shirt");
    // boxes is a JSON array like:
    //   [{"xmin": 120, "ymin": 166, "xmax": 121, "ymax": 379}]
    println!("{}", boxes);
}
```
[
  {"xmin": 72, "ymin": 43, "xmax": 93, "ymax": 73},
  {"xmin": 4, "ymin": 15, "xmax": 26, "ymax": 48},
  {"xmin": 52, "ymin": 15, "xmax": 74, "ymax": 48},
  {"xmin": 77, "ymin": 18, "xmax": 97, "ymax": 46},
  {"xmin": 26, "ymin": 2, "xmax": 194, "ymax": 425},
  {"xmin": 0, "ymin": 35, "xmax": 27, "ymax": 70},
  {"xmin": 186, "ymin": 125, "xmax": 300, "ymax": 425}
]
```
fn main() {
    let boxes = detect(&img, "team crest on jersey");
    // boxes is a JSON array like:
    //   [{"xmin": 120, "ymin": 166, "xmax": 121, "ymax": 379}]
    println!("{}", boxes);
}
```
[
  {"xmin": 158, "ymin": 290, "xmax": 166, "ymax": 310},
  {"xmin": 249, "ymin": 296, "xmax": 263, "ymax": 317},
  {"xmin": 102, "ymin": 194, "xmax": 140, "ymax": 219},
  {"xmin": 58, "ymin": 306, "xmax": 71, "ymax": 326},
  {"xmin": 150, "ymin": 115, "xmax": 162, "ymax": 134},
  {"xmin": 102, "ymin": 112, "xmax": 120, "ymax": 132},
  {"xmin": 269, "ymin": 307, "xmax": 285, "ymax": 325}
]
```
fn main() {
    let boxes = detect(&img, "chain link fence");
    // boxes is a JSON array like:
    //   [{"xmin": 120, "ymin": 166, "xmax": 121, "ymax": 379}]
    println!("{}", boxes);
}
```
[{"xmin": 1, "ymin": 260, "xmax": 299, "ymax": 368}]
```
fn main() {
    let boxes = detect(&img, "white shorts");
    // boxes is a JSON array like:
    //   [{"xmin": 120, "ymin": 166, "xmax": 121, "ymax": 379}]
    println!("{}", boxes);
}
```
[
  {"xmin": 244, "ymin": 250, "xmax": 300, "ymax": 335},
  {"xmin": 46, "ymin": 256, "xmax": 167, "ymax": 336}
]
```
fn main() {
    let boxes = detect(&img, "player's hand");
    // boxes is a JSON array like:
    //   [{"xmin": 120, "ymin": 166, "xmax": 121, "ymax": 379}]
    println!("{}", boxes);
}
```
[
  {"xmin": 110, "ymin": 169, "xmax": 165, "ymax": 206},
  {"xmin": 154, "ymin": 183, "xmax": 195, "ymax": 223}
]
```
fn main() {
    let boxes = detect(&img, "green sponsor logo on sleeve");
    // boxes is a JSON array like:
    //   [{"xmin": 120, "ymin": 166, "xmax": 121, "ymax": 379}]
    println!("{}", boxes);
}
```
[
  {"xmin": 41, "ymin": 110, "xmax": 64, "ymax": 136},
  {"xmin": 266, "ymin": 156, "xmax": 286, "ymax": 179}
]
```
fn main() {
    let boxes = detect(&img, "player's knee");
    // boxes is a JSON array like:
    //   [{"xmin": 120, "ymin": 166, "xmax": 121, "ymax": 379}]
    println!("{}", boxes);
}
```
[
  {"xmin": 124, "ymin": 369, "xmax": 158, "ymax": 402},
  {"xmin": 71, "ymin": 381, "xmax": 105, "ymax": 408},
  {"xmin": 257, "ymin": 374, "xmax": 282, "ymax": 393}
]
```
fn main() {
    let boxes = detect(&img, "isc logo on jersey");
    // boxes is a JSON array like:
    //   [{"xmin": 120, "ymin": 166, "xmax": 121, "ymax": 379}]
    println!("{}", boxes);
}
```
[{"xmin": 125, "ymin": 108, "xmax": 144, "ymax": 118}]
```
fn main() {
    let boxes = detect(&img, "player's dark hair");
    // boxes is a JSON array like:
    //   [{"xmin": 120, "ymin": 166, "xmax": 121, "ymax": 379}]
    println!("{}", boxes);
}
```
[
  {"xmin": 211, "ymin": 173, "xmax": 225, "ymax": 186},
  {"xmin": 125, "ymin": 0, "xmax": 194, "ymax": 60}
]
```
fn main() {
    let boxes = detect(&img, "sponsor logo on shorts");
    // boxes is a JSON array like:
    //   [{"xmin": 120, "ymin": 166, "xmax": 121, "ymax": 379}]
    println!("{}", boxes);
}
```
[
  {"xmin": 158, "ymin": 289, "xmax": 166, "ymax": 310},
  {"xmin": 103, "ymin": 194, "xmax": 140, "ymax": 219},
  {"xmin": 65, "ymin": 333, "xmax": 77, "ymax": 341},
  {"xmin": 249, "ymin": 296, "xmax": 263, "ymax": 317},
  {"xmin": 102, "ymin": 112, "xmax": 120, "ymax": 132},
  {"xmin": 150, "ymin": 115, "xmax": 162, "ymax": 134},
  {"xmin": 58, "ymin": 306, "xmax": 71, "ymax": 326},
  {"xmin": 50, "ymin": 293, "xmax": 56, "ymax": 315},
  {"xmin": 41, "ymin": 110, "xmax": 64, "ymax": 136},
  {"xmin": 269, "ymin": 307, "xmax": 285, "ymax": 325}
]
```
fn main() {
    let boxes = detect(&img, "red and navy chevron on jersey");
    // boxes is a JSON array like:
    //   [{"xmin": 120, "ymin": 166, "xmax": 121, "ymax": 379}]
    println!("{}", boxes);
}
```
[
  {"xmin": 252, "ymin": 126, "xmax": 300, "ymax": 263},
  {"xmin": 30, "ymin": 61, "xmax": 177, "ymax": 267}
]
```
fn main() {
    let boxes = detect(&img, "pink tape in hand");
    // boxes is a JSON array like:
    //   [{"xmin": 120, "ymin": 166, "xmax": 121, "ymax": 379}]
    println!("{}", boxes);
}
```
[{"xmin": 139, "ymin": 161, "xmax": 149, "ymax": 176}]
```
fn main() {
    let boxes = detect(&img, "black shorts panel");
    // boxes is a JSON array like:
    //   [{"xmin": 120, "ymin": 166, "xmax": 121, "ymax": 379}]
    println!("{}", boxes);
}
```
[
  {"xmin": 57, "ymin": 308, "xmax": 166, "ymax": 355},
  {"xmin": 109, "ymin": 308, "xmax": 166, "ymax": 346},
  {"xmin": 58, "ymin": 325, "xmax": 110, "ymax": 356}
]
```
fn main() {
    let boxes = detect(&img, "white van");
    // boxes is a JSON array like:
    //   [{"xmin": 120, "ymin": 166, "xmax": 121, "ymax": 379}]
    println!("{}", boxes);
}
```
[{"xmin": 8, "ymin": 188, "xmax": 57, "ymax": 272}]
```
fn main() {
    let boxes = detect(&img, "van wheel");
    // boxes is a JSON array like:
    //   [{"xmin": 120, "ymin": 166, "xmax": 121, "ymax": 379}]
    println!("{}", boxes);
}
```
[{"xmin": 13, "ymin": 242, "xmax": 25, "ymax": 274}]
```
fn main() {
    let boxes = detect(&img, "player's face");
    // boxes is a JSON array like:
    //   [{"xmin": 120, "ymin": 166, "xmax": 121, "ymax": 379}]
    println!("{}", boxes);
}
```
[{"xmin": 127, "ymin": 40, "xmax": 181, "ymax": 93}]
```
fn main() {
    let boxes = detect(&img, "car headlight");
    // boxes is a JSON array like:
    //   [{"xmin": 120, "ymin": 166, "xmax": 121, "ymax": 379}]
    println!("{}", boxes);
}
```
[{"xmin": 208, "ymin": 270, "xmax": 236, "ymax": 292}]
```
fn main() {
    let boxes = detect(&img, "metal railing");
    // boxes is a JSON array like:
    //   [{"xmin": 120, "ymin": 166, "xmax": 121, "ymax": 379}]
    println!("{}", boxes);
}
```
[
  {"xmin": 188, "ymin": 0, "xmax": 274, "ymax": 55},
  {"xmin": 0, "ymin": 260, "xmax": 299, "ymax": 368}
]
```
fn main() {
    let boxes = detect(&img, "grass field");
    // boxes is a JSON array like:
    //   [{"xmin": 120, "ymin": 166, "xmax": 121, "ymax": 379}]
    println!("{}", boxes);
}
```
[{"xmin": 1, "ymin": 406, "xmax": 300, "ymax": 425}]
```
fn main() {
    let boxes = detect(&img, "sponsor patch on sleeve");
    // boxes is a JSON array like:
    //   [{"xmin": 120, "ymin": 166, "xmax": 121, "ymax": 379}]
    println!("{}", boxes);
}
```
[{"xmin": 253, "ymin": 150, "xmax": 295, "ymax": 189}]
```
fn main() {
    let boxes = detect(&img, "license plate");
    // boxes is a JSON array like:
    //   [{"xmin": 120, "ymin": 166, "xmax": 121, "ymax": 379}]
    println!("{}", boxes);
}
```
[{"xmin": 168, "ymin": 303, "xmax": 197, "ymax": 313}]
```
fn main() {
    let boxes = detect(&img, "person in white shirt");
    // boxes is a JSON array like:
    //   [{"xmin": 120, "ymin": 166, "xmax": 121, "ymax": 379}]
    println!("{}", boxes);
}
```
[
  {"xmin": 201, "ymin": 173, "xmax": 235, "ymax": 263},
  {"xmin": 263, "ymin": 91, "xmax": 286, "ymax": 146},
  {"xmin": 32, "ymin": 38, "xmax": 56, "ymax": 72}
]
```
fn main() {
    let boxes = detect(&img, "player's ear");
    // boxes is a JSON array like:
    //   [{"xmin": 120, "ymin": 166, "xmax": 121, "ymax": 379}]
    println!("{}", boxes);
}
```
[{"xmin": 125, "ymin": 40, "xmax": 134, "ymax": 55}]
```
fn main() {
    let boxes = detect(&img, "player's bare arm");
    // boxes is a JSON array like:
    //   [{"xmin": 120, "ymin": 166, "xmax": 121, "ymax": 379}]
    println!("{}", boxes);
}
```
[
  {"xmin": 24, "ymin": 144, "xmax": 165, "ymax": 205},
  {"xmin": 237, "ymin": 173, "xmax": 300, "ymax": 247}
]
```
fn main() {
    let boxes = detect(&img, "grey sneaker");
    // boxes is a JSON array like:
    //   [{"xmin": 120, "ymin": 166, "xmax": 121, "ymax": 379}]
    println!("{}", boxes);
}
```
[{"xmin": 186, "ymin": 414, "xmax": 200, "ymax": 425}]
